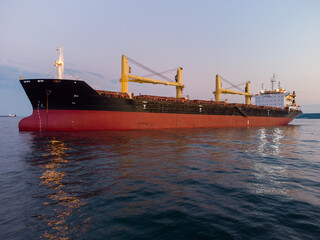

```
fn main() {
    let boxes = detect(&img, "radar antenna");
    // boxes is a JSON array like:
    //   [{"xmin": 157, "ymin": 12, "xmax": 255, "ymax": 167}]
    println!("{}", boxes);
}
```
[{"xmin": 271, "ymin": 73, "xmax": 277, "ymax": 91}]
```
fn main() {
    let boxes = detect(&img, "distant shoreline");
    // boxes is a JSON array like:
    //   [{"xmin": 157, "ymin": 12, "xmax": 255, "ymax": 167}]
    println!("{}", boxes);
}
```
[{"xmin": 297, "ymin": 113, "xmax": 320, "ymax": 119}]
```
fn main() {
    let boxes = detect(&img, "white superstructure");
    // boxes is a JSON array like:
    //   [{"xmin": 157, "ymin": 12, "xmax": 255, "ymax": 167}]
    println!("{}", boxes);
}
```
[
  {"xmin": 254, "ymin": 78, "xmax": 299, "ymax": 110},
  {"xmin": 254, "ymin": 90, "xmax": 290, "ymax": 109}
]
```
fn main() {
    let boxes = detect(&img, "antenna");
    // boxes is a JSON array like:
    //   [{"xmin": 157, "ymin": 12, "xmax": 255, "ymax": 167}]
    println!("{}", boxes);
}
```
[
  {"xmin": 271, "ymin": 73, "xmax": 276, "ymax": 91},
  {"xmin": 55, "ymin": 45, "xmax": 64, "ymax": 79}
]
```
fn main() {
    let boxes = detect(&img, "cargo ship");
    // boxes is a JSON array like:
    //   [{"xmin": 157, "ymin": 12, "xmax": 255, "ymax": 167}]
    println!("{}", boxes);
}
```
[
  {"xmin": 0, "ymin": 114, "xmax": 16, "ymax": 117},
  {"xmin": 19, "ymin": 46, "xmax": 301, "ymax": 131}
]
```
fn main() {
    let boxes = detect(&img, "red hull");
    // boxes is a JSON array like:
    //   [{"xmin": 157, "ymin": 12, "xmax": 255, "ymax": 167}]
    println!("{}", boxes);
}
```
[{"xmin": 19, "ymin": 110, "xmax": 294, "ymax": 131}]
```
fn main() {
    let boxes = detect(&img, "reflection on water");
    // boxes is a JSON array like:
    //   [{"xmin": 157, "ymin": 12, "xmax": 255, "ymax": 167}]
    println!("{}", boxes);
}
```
[
  {"xmin": 17, "ymin": 123, "xmax": 320, "ymax": 239},
  {"xmin": 34, "ymin": 138, "xmax": 90, "ymax": 239},
  {"xmin": 2, "ymin": 116, "xmax": 320, "ymax": 240},
  {"xmin": 256, "ymin": 126, "xmax": 299, "ymax": 157},
  {"xmin": 257, "ymin": 127, "xmax": 284, "ymax": 156},
  {"xmin": 252, "ymin": 126, "xmax": 299, "ymax": 196}
]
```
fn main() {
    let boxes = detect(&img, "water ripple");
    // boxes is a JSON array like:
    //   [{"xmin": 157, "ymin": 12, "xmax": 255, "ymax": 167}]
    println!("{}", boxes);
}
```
[{"xmin": 1, "ymin": 118, "xmax": 320, "ymax": 239}]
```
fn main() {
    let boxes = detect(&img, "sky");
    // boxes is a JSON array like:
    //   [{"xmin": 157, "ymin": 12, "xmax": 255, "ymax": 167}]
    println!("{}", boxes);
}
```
[{"xmin": 1, "ymin": 0, "xmax": 320, "ymax": 116}]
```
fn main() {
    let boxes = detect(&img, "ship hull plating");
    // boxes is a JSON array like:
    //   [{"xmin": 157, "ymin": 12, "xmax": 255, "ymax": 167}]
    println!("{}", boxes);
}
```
[
  {"xmin": 19, "ymin": 109, "xmax": 295, "ymax": 131},
  {"xmin": 19, "ymin": 79, "xmax": 301, "ymax": 131}
]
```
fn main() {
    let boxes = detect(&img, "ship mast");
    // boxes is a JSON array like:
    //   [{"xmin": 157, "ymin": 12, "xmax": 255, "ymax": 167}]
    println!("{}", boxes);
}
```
[
  {"xmin": 271, "ymin": 73, "xmax": 276, "ymax": 91},
  {"xmin": 55, "ymin": 45, "xmax": 64, "ymax": 79}
]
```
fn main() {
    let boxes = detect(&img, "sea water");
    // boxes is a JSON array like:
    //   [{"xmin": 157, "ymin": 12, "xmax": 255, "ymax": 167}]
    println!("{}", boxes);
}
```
[{"xmin": 0, "ymin": 117, "xmax": 320, "ymax": 239}]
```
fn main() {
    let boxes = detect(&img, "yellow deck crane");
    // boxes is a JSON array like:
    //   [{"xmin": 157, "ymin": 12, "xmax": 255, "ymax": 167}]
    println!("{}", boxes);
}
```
[
  {"xmin": 213, "ymin": 74, "xmax": 253, "ymax": 105},
  {"xmin": 120, "ymin": 55, "xmax": 184, "ymax": 98}
]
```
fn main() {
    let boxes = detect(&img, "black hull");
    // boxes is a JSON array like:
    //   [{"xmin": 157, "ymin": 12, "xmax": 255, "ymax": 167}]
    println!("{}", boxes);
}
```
[{"xmin": 20, "ymin": 79, "xmax": 301, "ymax": 119}]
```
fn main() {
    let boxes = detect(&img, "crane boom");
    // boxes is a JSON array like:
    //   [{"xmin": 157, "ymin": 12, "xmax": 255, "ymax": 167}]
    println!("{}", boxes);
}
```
[
  {"xmin": 213, "ymin": 74, "xmax": 253, "ymax": 105},
  {"xmin": 120, "ymin": 55, "xmax": 184, "ymax": 98}
]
